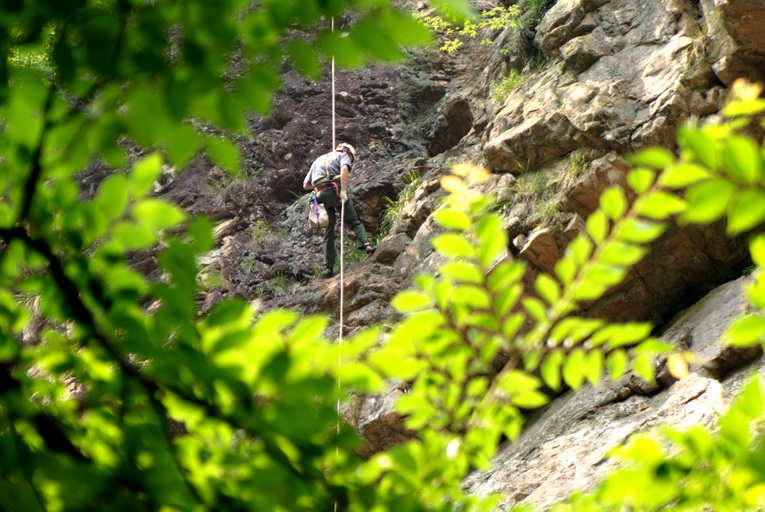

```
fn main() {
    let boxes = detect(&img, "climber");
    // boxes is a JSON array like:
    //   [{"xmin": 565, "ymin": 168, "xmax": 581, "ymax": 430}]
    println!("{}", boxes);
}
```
[{"xmin": 303, "ymin": 142, "xmax": 376, "ymax": 278}]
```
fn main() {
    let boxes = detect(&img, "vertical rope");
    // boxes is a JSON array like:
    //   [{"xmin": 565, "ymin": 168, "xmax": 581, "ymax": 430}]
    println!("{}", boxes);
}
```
[
  {"xmin": 332, "ymin": 16, "xmax": 344, "ymax": 512},
  {"xmin": 331, "ymin": 18, "xmax": 337, "ymax": 150}
]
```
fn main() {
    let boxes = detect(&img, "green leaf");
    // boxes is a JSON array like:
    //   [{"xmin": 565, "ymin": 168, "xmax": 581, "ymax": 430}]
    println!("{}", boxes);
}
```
[
  {"xmin": 678, "ymin": 125, "xmax": 718, "ymax": 170},
  {"xmin": 430, "ymin": 0, "xmax": 476, "ymax": 19},
  {"xmin": 725, "ymin": 314, "xmax": 765, "ymax": 347},
  {"xmin": 317, "ymin": 31, "xmax": 364, "ymax": 68},
  {"xmin": 475, "ymin": 214, "xmax": 507, "ymax": 267},
  {"xmin": 724, "ymin": 135, "xmax": 763, "ymax": 185},
  {"xmin": 586, "ymin": 210, "xmax": 609, "ymax": 244},
  {"xmin": 540, "ymin": 349, "xmax": 563, "ymax": 391},
  {"xmin": 567, "ymin": 236, "xmax": 593, "ymax": 265},
  {"xmin": 600, "ymin": 241, "xmax": 646, "ymax": 266},
  {"xmin": 130, "ymin": 153, "xmax": 163, "ymax": 197},
  {"xmin": 600, "ymin": 188, "xmax": 628, "ymax": 221},
  {"xmin": 751, "ymin": 234, "xmax": 765, "ymax": 267},
  {"xmin": 562, "ymin": 348, "xmax": 586, "ymax": 389},
  {"xmin": 205, "ymin": 136, "xmax": 241, "ymax": 175},
  {"xmin": 351, "ymin": 20, "xmax": 403, "ymax": 61},
  {"xmin": 619, "ymin": 218, "xmax": 666, "ymax": 244},
  {"xmin": 166, "ymin": 124, "xmax": 201, "ymax": 169},
  {"xmin": 287, "ymin": 39, "xmax": 320, "ymax": 79},
  {"xmin": 535, "ymin": 273, "xmax": 561, "ymax": 306},
  {"xmin": 132, "ymin": 199, "xmax": 187, "ymax": 230},
  {"xmin": 452, "ymin": 285, "xmax": 490, "ymax": 309},
  {"xmin": 95, "ymin": 173, "xmax": 129, "ymax": 220},
  {"xmin": 391, "ymin": 291, "xmax": 432, "ymax": 313},
  {"xmin": 502, "ymin": 313, "xmax": 524, "ymax": 339},
  {"xmin": 522, "ymin": 297, "xmax": 547, "ymax": 323},
  {"xmin": 727, "ymin": 190, "xmax": 765, "ymax": 235},
  {"xmin": 627, "ymin": 168, "xmax": 655, "ymax": 193},
  {"xmin": 607, "ymin": 349, "xmax": 629, "ymax": 380},
  {"xmin": 432, "ymin": 233, "xmax": 476, "ymax": 259},
  {"xmin": 661, "ymin": 162, "xmax": 713, "ymax": 188},
  {"xmin": 632, "ymin": 353, "xmax": 656, "ymax": 383},
  {"xmin": 113, "ymin": 222, "xmax": 158, "ymax": 250},
  {"xmin": 585, "ymin": 350, "xmax": 604, "ymax": 385},
  {"xmin": 682, "ymin": 179, "xmax": 737, "ymax": 224},
  {"xmin": 487, "ymin": 261, "xmax": 524, "ymax": 291},
  {"xmin": 554, "ymin": 257, "xmax": 576, "ymax": 286},
  {"xmin": 433, "ymin": 209, "xmax": 471, "ymax": 231},
  {"xmin": 627, "ymin": 147, "xmax": 676, "ymax": 169},
  {"xmin": 439, "ymin": 260, "xmax": 483, "ymax": 284},
  {"xmin": 637, "ymin": 191, "xmax": 686, "ymax": 219},
  {"xmin": 495, "ymin": 283, "xmax": 522, "ymax": 317}
]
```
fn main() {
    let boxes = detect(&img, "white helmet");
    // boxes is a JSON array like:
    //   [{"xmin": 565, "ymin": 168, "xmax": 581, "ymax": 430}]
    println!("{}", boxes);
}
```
[{"xmin": 336, "ymin": 142, "xmax": 356, "ymax": 162}]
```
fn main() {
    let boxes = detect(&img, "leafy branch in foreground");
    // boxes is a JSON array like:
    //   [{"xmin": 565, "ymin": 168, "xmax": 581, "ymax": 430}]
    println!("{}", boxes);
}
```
[{"xmin": 535, "ymin": 79, "xmax": 765, "ymax": 511}]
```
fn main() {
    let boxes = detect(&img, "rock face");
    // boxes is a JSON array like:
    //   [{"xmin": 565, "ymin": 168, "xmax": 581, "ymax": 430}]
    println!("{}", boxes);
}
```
[
  {"xmin": 144, "ymin": 0, "xmax": 765, "ymax": 509},
  {"xmin": 465, "ymin": 276, "xmax": 762, "ymax": 510}
]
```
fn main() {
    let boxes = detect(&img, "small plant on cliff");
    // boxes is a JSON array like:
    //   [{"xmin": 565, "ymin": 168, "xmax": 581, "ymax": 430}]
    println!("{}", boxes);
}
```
[
  {"xmin": 414, "ymin": 6, "xmax": 521, "ymax": 53},
  {"xmin": 379, "ymin": 170, "xmax": 424, "ymax": 237},
  {"xmin": 490, "ymin": 69, "xmax": 525, "ymax": 102}
]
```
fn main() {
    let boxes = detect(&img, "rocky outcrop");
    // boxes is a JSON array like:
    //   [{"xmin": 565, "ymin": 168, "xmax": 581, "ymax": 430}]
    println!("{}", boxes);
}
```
[{"xmin": 465, "ymin": 276, "xmax": 762, "ymax": 510}]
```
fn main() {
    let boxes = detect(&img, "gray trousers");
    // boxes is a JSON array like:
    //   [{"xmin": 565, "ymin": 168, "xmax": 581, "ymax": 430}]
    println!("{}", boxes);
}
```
[{"xmin": 316, "ymin": 186, "xmax": 369, "ymax": 268}]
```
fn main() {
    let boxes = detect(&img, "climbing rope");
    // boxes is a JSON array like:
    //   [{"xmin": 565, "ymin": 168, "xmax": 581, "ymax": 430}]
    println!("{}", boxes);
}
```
[{"xmin": 331, "ymin": 16, "xmax": 345, "ymax": 512}]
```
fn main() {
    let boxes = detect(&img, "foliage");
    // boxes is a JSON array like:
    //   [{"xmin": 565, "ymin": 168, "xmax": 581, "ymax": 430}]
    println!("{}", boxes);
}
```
[
  {"xmin": 490, "ymin": 69, "xmax": 525, "ymax": 102},
  {"xmin": 379, "ymin": 170, "xmax": 424, "ymax": 238},
  {"xmin": 551, "ymin": 378, "xmax": 765, "ymax": 512},
  {"xmin": 414, "ymin": 6, "xmax": 521, "ymax": 53},
  {"xmin": 3, "ymin": 0, "xmax": 765, "ymax": 509},
  {"xmin": 535, "ymin": 78, "xmax": 765, "ymax": 511}
]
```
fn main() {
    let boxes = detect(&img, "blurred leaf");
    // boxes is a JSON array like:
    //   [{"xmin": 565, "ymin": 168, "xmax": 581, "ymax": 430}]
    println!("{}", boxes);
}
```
[
  {"xmin": 287, "ymin": 40, "xmax": 320, "ymax": 79},
  {"xmin": 586, "ymin": 210, "xmax": 609, "ymax": 243},
  {"xmin": 725, "ymin": 314, "xmax": 765, "ymax": 347},
  {"xmin": 637, "ymin": 191, "xmax": 686, "ymax": 219},
  {"xmin": 607, "ymin": 349, "xmax": 629, "ymax": 380},
  {"xmin": 475, "ymin": 214, "xmax": 507, "ymax": 268},
  {"xmin": 600, "ymin": 188, "xmax": 628, "ymax": 221},
  {"xmin": 727, "ymin": 190, "xmax": 765, "ymax": 235},
  {"xmin": 433, "ymin": 233, "xmax": 476, "ymax": 259},
  {"xmin": 317, "ymin": 31, "xmax": 364, "ymax": 68},
  {"xmin": 129, "ymin": 153, "xmax": 163, "ymax": 197},
  {"xmin": 94, "ymin": 174, "xmax": 128, "ymax": 220},
  {"xmin": 562, "ymin": 348, "xmax": 586, "ymax": 389},
  {"xmin": 205, "ymin": 136, "xmax": 241, "ymax": 176},
  {"xmin": 434, "ymin": 209, "xmax": 471, "ymax": 231},
  {"xmin": 751, "ymin": 234, "xmax": 765, "ymax": 267},
  {"xmin": 627, "ymin": 168, "xmax": 655, "ymax": 194},
  {"xmin": 391, "ymin": 291, "xmax": 432, "ymax": 313},
  {"xmin": 667, "ymin": 353, "xmax": 689, "ymax": 379},
  {"xmin": 430, "ymin": 0, "xmax": 476, "ymax": 20},
  {"xmin": 619, "ymin": 218, "xmax": 666, "ymax": 243},
  {"xmin": 535, "ymin": 273, "xmax": 561, "ymax": 306},
  {"xmin": 351, "ymin": 20, "xmax": 403, "ymax": 61},
  {"xmin": 724, "ymin": 135, "xmax": 762, "ymax": 185},
  {"xmin": 627, "ymin": 147, "xmax": 676, "ymax": 169},
  {"xmin": 113, "ymin": 222, "xmax": 158, "ymax": 250},
  {"xmin": 682, "ymin": 179, "xmax": 736, "ymax": 224},
  {"xmin": 540, "ymin": 349, "xmax": 563, "ymax": 391},
  {"xmin": 439, "ymin": 261, "xmax": 483, "ymax": 284},
  {"xmin": 132, "ymin": 199, "xmax": 187, "ymax": 230},
  {"xmin": 661, "ymin": 162, "xmax": 712, "ymax": 188},
  {"xmin": 678, "ymin": 125, "xmax": 718, "ymax": 170}
]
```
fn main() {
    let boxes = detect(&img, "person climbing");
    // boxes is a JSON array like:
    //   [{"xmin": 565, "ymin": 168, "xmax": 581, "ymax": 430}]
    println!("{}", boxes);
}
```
[{"xmin": 303, "ymin": 142, "xmax": 376, "ymax": 278}]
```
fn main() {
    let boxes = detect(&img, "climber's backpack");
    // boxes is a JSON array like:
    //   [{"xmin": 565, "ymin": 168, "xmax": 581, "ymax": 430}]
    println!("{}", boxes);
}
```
[{"xmin": 308, "ymin": 194, "xmax": 328, "ymax": 229}]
